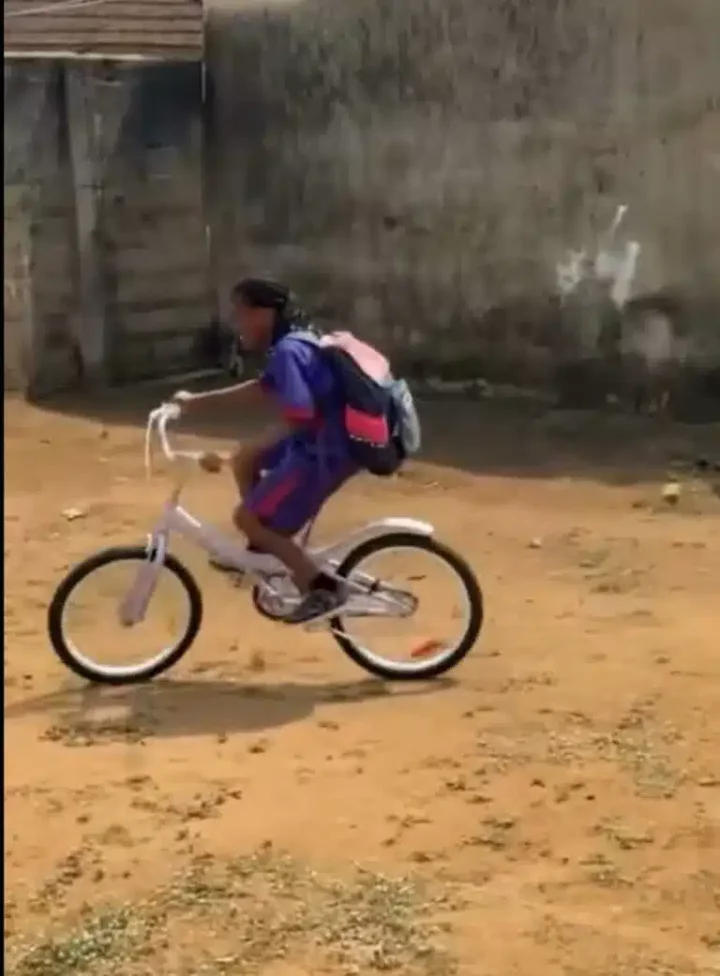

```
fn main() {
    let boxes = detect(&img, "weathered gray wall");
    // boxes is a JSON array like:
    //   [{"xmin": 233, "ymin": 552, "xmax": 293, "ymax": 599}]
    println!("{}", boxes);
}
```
[
  {"xmin": 4, "ymin": 63, "xmax": 82, "ymax": 395},
  {"xmin": 5, "ymin": 2, "xmax": 719, "ymax": 400},
  {"xmin": 3, "ymin": 60, "xmax": 213, "ymax": 394},
  {"xmin": 84, "ymin": 62, "xmax": 214, "ymax": 382},
  {"xmin": 206, "ymin": 0, "xmax": 720, "ymax": 387}
]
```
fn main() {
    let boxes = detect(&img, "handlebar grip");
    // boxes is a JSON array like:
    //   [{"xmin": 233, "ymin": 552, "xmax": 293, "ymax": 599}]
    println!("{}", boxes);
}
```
[{"xmin": 145, "ymin": 402, "xmax": 210, "ymax": 477}]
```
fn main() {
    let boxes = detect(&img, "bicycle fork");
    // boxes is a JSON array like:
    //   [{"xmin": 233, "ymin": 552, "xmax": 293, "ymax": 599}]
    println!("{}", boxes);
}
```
[{"xmin": 118, "ymin": 532, "xmax": 168, "ymax": 627}]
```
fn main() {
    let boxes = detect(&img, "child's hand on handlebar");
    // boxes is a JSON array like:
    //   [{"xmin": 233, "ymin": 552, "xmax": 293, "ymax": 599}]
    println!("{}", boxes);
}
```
[{"xmin": 199, "ymin": 451, "xmax": 223, "ymax": 474}]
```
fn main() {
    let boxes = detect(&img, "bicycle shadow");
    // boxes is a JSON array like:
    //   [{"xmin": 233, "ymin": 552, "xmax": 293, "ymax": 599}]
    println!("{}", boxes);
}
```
[{"xmin": 5, "ymin": 675, "xmax": 455, "ymax": 740}]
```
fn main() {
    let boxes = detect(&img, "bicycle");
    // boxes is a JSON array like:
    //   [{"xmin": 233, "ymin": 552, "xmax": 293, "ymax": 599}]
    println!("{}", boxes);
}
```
[{"xmin": 47, "ymin": 402, "xmax": 484, "ymax": 685}]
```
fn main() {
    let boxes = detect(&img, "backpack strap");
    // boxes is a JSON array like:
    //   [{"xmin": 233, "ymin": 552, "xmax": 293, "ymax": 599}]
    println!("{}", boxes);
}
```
[
  {"xmin": 283, "ymin": 329, "xmax": 324, "ymax": 349},
  {"xmin": 290, "ymin": 330, "xmax": 392, "ymax": 382}
]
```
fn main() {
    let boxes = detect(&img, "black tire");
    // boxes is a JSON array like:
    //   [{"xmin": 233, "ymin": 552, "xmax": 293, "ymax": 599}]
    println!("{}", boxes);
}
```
[
  {"xmin": 330, "ymin": 532, "xmax": 484, "ymax": 680},
  {"xmin": 47, "ymin": 546, "xmax": 203, "ymax": 685}
]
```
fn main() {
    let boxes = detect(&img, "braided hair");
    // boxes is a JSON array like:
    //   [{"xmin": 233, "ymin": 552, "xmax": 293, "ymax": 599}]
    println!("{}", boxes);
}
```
[{"xmin": 231, "ymin": 277, "xmax": 321, "ymax": 343}]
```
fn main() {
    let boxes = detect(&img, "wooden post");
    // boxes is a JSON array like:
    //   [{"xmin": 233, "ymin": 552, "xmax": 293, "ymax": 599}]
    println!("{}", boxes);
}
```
[
  {"xmin": 3, "ymin": 195, "xmax": 37, "ymax": 395},
  {"xmin": 200, "ymin": 47, "xmax": 224, "ymax": 328},
  {"xmin": 3, "ymin": 63, "xmax": 54, "ymax": 395},
  {"xmin": 63, "ymin": 62, "xmax": 108, "ymax": 385}
]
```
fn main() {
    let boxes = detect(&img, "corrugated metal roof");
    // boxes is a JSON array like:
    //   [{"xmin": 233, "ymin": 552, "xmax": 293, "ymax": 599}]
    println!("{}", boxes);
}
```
[{"xmin": 3, "ymin": 0, "xmax": 204, "ymax": 61}]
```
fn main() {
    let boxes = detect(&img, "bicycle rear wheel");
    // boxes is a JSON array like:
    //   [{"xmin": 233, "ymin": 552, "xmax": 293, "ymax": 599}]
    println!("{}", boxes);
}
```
[
  {"xmin": 48, "ymin": 546, "xmax": 203, "ymax": 685},
  {"xmin": 330, "ymin": 532, "xmax": 483, "ymax": 680}
]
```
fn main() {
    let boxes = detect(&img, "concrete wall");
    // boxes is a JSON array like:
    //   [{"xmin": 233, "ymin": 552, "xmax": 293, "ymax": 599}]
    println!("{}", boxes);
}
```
[
  {"xmin": 4, "ymin": 63, "xmax": 82, "ymax": 395},
  {"xmin": 87, "ymin": 62, "xmax": 215, "ymax": 382},
  {"xmin": 3, "ymin": 60, "xmax": 213, "ymax": 394},
  {"xmin": 5, "ymin": 1, "xmax": 719, "ymax": 403},
  {"xmin": 206, "ymin": 0, "xmax": 720, "ymax": 393}
]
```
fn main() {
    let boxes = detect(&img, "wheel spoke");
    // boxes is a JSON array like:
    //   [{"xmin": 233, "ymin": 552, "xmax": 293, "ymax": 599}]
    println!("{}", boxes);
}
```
[
  {"xmin": 331, "ymin": 534, "xmax": 483, "ymax": 680},
  {"xmin": 48, "ymin": 547, "xmax": 202, "ymax": 684}
]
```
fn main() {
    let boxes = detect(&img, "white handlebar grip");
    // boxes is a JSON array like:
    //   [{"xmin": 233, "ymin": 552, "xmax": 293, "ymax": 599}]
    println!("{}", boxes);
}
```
[
  {"xmin": 171, "ymin": 390, "xmax": 194, "ymax": 404},
  {"xmin": 144, "ymin": 401, "xmax": 208, "ymax": 474}
]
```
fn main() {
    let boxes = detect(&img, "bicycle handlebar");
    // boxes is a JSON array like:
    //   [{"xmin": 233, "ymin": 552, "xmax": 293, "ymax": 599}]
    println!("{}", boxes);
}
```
[{"xmin": 144, "ymin": 401, "xmax": 205, "ymax": 478}]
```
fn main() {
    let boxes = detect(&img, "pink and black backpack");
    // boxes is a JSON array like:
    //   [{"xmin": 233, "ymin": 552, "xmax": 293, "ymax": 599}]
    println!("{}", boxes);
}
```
[{"xmin": 291, "ymin": 330, "xmax": 421, "ymax": 477}]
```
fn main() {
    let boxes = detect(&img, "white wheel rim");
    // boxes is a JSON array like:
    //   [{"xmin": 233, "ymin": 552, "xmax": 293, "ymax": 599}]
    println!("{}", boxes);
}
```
[
  {"xmin": 338, "ymin": 544, "xmax": 473, "ymax": 675},
  {"xmin": 59, "ymin": 559, "xmax": 194, "ymax": 679}
]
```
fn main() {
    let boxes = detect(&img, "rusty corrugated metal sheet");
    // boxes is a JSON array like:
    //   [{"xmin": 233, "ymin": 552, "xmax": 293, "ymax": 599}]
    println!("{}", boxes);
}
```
[{"xmin": 3, "ymin": 0, "xmax": 203, "ymax": 61}]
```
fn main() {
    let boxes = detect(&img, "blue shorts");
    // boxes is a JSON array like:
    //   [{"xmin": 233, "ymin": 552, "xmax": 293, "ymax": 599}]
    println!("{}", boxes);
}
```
[{"xmin": 244, "ymin": 439, "xmax": 357, "ymax": 534}]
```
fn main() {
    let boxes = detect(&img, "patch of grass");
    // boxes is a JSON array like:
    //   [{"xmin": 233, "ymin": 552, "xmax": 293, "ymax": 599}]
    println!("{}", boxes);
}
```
[
  {"xmin": 538, "ymin": 704, "xmax": 683, "ymax": 799},
  {"xmin": 593, "ymin": 819, "xmax": 655, "ymax": 851},
  {"xmin": 7, "ymin": 906, "xmax": 146, "ymax": 976},
  {"xmin": 579, "ymin": 852, "xmax": 634, "ymax": 890},
  {"xmin": 593, "ymin": 706, "xmax": 684, "ymax": 799},
  {"xmin": 41, "ymin": 718, "xmax": 154, "ymax": 747},
  {"xmin": 6, "ymin": 847, "xmax": 457, "ymax": 976}
]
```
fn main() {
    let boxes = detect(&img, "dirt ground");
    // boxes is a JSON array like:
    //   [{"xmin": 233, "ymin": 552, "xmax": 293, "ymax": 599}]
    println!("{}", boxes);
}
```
[{"xmin": 4, "ymin": 391, "xmax": 720, "ymax": 976}]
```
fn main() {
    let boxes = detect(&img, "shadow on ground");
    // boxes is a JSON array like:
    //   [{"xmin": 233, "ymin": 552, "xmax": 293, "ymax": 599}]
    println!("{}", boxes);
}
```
[
  {"xmin": 25, "ymin": 378, "xmax": 720, "ymax": 487},
  {"xmin": 4, "ymin": 675, "xmax": 454, "ymax": 739}
]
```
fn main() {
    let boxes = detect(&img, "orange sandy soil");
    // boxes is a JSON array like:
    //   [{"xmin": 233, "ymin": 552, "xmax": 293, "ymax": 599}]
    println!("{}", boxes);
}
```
[{"xmin": 4, "ymin": 391, "xmax": 720, "ymax": 976}]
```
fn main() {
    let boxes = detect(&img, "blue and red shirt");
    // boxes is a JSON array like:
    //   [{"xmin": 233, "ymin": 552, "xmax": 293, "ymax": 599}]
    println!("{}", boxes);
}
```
[{"xmin": 260, "ymin": 333, "xmax": 352, "ymax": 463}]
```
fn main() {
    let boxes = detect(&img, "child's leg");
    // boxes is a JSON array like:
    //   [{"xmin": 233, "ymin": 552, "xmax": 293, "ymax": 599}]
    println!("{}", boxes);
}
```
[
  {"xmin": 236, "ymin": 453, "xmax": 358, "ymax": 622},
  {"xmin": 230, "ymin": 436, "xmax": 288, "ymax": 498},
  {"xmin": 211, "ymin": 438, "xmax": 292, "ymax": 561},
  {"xmin": 234, "ymin": 452, "xmax": 328, "ymax": 589},
  {"xmin": 242, "ymin": 451, "xmax": 356, "ymax": 540}
]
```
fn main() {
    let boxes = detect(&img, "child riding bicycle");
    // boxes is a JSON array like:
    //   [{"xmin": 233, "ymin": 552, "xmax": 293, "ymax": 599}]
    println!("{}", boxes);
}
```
[{"xmin": 172, "ymin": 277, "xmax": 420, "ymax": 626}]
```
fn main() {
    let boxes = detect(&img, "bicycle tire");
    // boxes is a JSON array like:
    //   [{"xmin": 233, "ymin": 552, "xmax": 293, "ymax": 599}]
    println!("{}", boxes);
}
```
[
  {"xmin": 47, "ymin": 545, "xmax": 203, "ymax": 685},
  {"xmin": 330, "ymin": 532, "xmax": 484, "ymax": 680}
]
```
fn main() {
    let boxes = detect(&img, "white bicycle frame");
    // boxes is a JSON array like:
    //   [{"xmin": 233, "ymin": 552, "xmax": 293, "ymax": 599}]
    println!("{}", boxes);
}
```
[{"xmin": 119, "ymin": 403, "xmax": 433, "ymax": 630}]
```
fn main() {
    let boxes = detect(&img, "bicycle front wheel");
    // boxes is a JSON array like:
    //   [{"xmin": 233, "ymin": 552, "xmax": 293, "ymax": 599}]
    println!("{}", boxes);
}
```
[
  {"xmin": 48, "ymin": 546, "xmax": 203, "ymax": 685},
  {"xmin": 331, "ymin": 532, "xmax": 484, "ymax": 680}
]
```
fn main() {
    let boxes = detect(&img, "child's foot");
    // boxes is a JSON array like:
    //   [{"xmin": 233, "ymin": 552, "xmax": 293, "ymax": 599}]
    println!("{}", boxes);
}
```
[{"xmin": 282, "ymin": 577, "xmax": 348, "ymax": 625}]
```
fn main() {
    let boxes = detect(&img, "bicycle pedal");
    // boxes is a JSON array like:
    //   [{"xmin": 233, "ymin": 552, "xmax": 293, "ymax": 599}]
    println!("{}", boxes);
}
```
[{"xmin": 302, "ymin": 600, "xmax": 350, "ymax": 632}]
